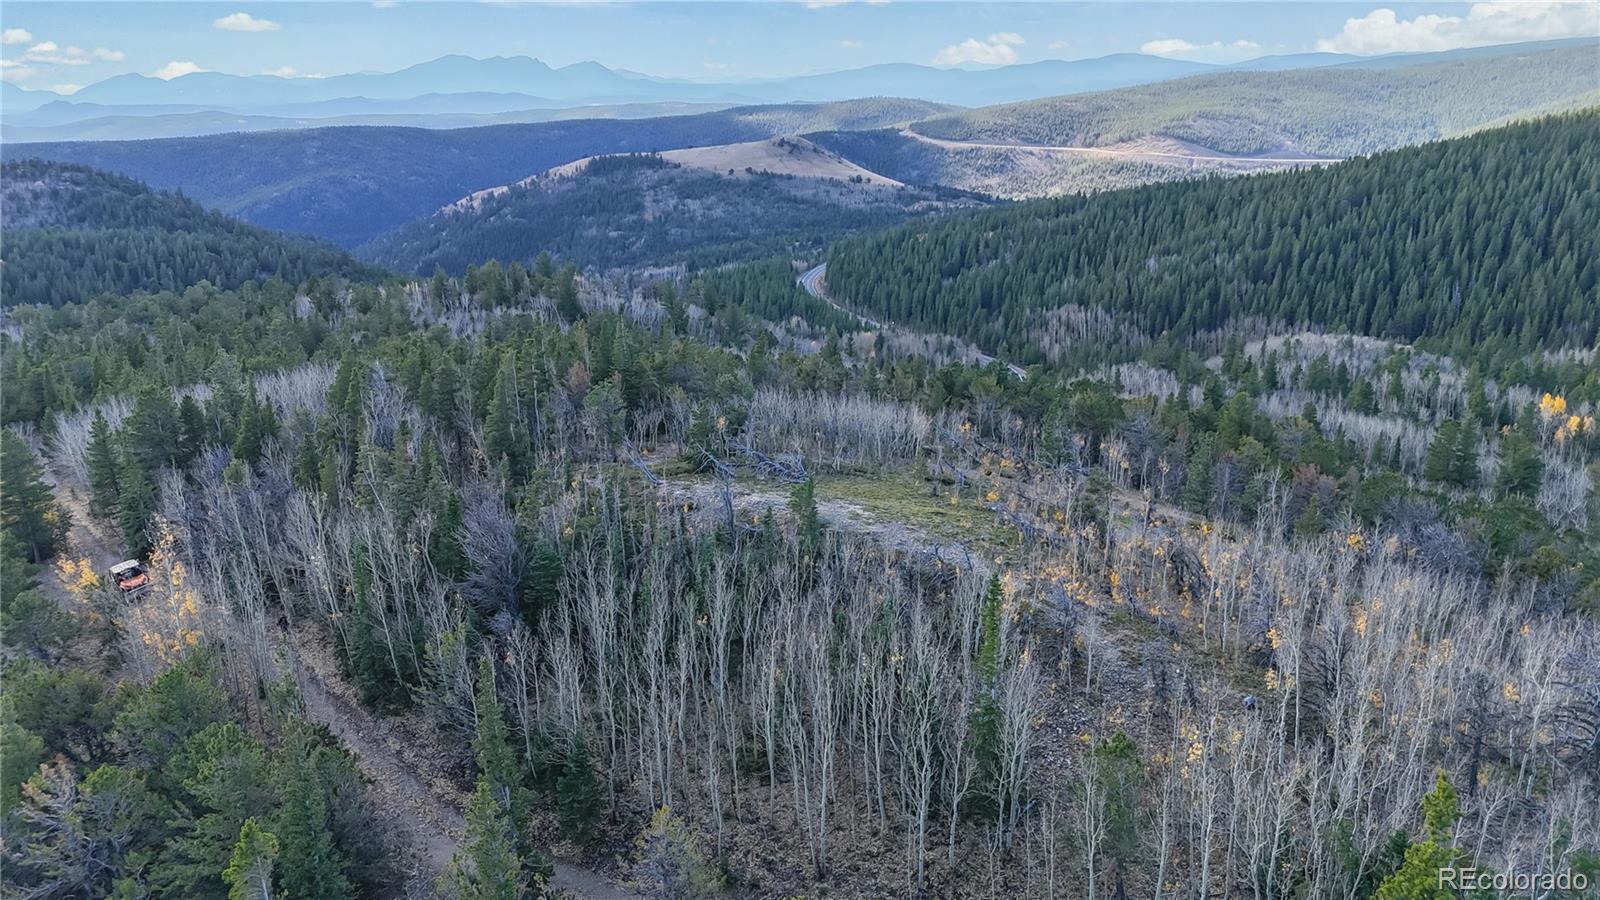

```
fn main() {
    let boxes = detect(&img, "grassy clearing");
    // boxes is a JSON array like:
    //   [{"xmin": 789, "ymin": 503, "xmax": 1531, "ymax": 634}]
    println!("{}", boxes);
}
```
[{"xmin": 817, "ymin": 471, "xmax": 1018, "ymax": 550}]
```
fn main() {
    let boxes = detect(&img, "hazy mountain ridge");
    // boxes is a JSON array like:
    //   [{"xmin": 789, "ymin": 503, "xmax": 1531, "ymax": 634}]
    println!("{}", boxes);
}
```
[
  {"xmin": 13, "ymin": 51, "xmax": 1213, "ymax": 113},
  {"xmin": 910, "ymin": 43, "xmax": 1600, "ymax": 156},
  {"xmin": 0, "ymin": 158, "xmax": 377, "ymax": 305},
  {"xmin": 14, "ymin": 100, "xmax": 958, "ymax": 247},
  {"xmin": 0, "ymin": 101, "xmax": 743, "ymax": 144},
  {"xmin": 5, "ymin": 37, "xmax": 1590, "ymax": 144}
]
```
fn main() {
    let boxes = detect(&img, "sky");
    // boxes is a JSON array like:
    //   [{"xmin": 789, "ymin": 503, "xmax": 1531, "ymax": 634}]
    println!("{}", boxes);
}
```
[{"xmin": 2, "ymin": 1, "xmax": 1597, "ymax": 94}]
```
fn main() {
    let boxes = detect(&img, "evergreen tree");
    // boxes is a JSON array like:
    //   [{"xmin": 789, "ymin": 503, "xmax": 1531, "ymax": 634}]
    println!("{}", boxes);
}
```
[
  {"xmin": 1349, "ymin": 377, "xmax": 1378, "ymax": 414},
  {"xmin": 474, "ymin": 656, "xmax": 525, "ymax": 818},
  {"xmin": 0, "ymin": 429, "xmax": 68, "ymax": 563},
  {"xmin": 86, "ymin": 410, "xmax": 123, "ymax": 514},
  {"xmin": 517, "ymin": 539, "xmax": 560, "ymax": 627},
  {"xmin": 1093, "ymin": 732, "xmax": 1145, "ymax": 900},
  {"xmin": 1216, "ymin": 391, "xmax": 1253, "ymax": 451},
  {"xmin": 1495, "ymin": 433, "xmax": 1544, "ymax": 498},
  {"xmin": 1449, "ymin": 423, "xmax": 1480, "ymax": 490},
  {"xmin": 431, "ymin": 265, "xmax": 450, "ymax": 304},
  {"xmin": 1425, "ymin": 421, "xmax": 1462, "ymax": 485},
  {"xmin": 473, "ymin": 655, "xmax": 550, "ymax": 883},
  {"xmin": 272, "ymin": 740, "xmax": 353, "ymax": 900},
  {"xmin": 293, "ymin": 436, "xmax": 323, "ymax": 493},
  {"xmin": 1374, "ymin": 771, "xmax": 1469, "ymax": 900},
  {"xmin": 970, "ymin": 574, "xmax": 1004, "ymax": 816},
  {"xmin": 117, "ymin": 455, "xmax": 158, "ymax": 559},
  {"xmin": 556, "ymin": 736, "xmax": 603, "ymax": 842},
  {"xmin": 789, "ymin": 477, "xmax": 823, "ymax": 565},
  {"xmin": 1294, "ymin": 495, "xmax": 1326, "ymax": 539},
  {"xmin": 224, "ymin": 818, "xmax": 279, "ymax": 900},
  {"xmin": 345, "ymin": 543, "xmax": 408, "ymax": 708},
  {"xmin": 448, "ymin": 778, "xmax": 528, "ymax": 900},
  {"xmin": 178, "ymin": 394, "xmax": 209, "ymax": 464},
  {"xmin": 125, "ymin": 385, "xmax": 182, "ymax": 473},
  {"xmin": 484, "ymin": 357, "xmax": 529, "ymax": 478},
  {"xmin": 748, "ymin": 331, "xmax": 771, "ymax": 384},
  {"xmin": 1180, "ymin": 433, "xmax": 1218, "ymax": 513},
  {"xmin": 555, "ymin": 265, "xmax": 583, "ymax": 324},
  {"xmin": 326, "ymin": 352, "xmax": 366, "ymax": 443},
  {"xmin": 662, "ymin": 284, "xmax": 688, "ymax": 336},
  {"xmin": 0, "ymin": 721, "xmax": 44, "ymax": 817},
  {"xmin": 231, "ymin": 386, "xmax": 278, "ymax": 468},
  {"xmin": 431, "ymin": 491, "xmax": 467, "ymax": 580}
]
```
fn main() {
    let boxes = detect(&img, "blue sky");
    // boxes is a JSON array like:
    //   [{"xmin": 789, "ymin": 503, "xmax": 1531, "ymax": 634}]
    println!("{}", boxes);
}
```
[{"xmin": 3, "ymin": 1, "xmax": 1596, "ymax": 93}]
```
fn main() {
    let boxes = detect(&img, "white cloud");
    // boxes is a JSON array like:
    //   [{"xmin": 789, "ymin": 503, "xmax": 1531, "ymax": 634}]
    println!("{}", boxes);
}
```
[
  {"xmin": 838, "ymin": 39, "xmax": 863, "ymax": 49},
  {"xmin": 933, "ymin": 32, "xmax": 1024, "ymax": 66},
  {"xmin": 15, "ymin": 41, "xmax": 126, "ymax": 66},
  {"xmin": 214, "ymin": 12, "xmax": 282, "ymax": 32},
  {"xmin": 151, "ymin": 60, "xmax": 206, "ymax": 80},
  {"xmin": 372, "ymin": 0, "xmax": 399, "ymax": 7},
  {"xmin": 1048, "ymin": 39, "xmax": 1070, "ymax": 50},
  {"xmin": 23, "ymin": 43, "xmax": 85, "ymax": 65},
  {"xmin": 1141, "ymin": 37, "xmax": 1260, "ymax": 59},
  {"xmin": 0, "ymin": 65, "xmax": 36, "ymax": 83},
  {"xmin": 1, "ymin": 28, "xmax": 32, "ymax": 45},
  {"xmin": 703, "ymin": 61, "xmax": 733, "ymax": 70},
  {"xmin": 262, "ymin": 65, "xmax": 298, "ymax": 77},
  {"xmin": 803, "ymin": 0, "xmax": 850, "ymax": 8},
  {"xmin": 1316, "ymin": 1, "xmax": 1600, "ymax": 54},
  {"xmin": 49, "ymin": 83, "xmax": 82, "ymax": 94},
  {"xmin": 1142, "ymin": 38, "xmax": 1197, "ymax": 55}
]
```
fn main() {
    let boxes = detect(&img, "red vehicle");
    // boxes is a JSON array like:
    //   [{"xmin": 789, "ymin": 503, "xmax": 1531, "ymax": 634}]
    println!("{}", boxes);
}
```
[{"xmin": 109, "ymin": 559, "xmax": 150, "ymax": 594}]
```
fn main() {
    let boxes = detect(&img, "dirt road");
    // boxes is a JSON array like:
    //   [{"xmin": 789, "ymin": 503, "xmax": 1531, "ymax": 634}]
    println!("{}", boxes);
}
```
[
  {"xmin": 798, "ymin": 263, "xmax": 1027, "ymax": 379},
  {"xmin": 45, "ymin": 473, "xmax": 637, "ymax": 900},
  {"xmin": 898, "ymin": 127, "xmax": 1345, "ymax": 166}
]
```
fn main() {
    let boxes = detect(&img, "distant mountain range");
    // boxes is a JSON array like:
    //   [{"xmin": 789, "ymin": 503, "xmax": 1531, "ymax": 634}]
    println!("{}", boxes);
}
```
[
  {"xmin": 10, "ymin": 99, "xmax": 953, "ymax": 247},
  {"xmin": 0, "ymin": 101, "xmax": 741, "ymax": 144},
  {"xmin": 7, "ymin": 37, "xmax": 1590, "ymax": 144},
  {"xmin": 9, "ymin": 38, "xmax": 1595, "ymax": 261},
  {"xmin": 1, "ymin": 52, "xmax": 1208, "ymax": 117}
]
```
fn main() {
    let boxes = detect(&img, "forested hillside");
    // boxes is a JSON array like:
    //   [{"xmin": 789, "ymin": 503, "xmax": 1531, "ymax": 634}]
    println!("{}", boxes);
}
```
[
  {"xmin": 827, "ymin": 112, "xmax": 1600, "ymax": 363},
  {"xmin": 911, "ymin": 43, "xmax": 1599, "ymax": 155},
  {"xmin": 361, "ymin": 152, "xmax": 982, "ymax": 274},
  {"xmin": 3, "ymin": 247, "xmax": 1595, "ymax": 899},
  {"xmin": 14, "ymin": 100, "xmax": 958, "ymax": 247},
  {"xmin": 0, "ymin": 160, "xmax": 377, "ymax": 305}
]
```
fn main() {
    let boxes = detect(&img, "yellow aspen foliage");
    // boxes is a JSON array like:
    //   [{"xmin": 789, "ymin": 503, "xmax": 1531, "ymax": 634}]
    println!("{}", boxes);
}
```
[{"xmin": 1538, "ymin": 393, "xmax": 1567, "ymax": 420}]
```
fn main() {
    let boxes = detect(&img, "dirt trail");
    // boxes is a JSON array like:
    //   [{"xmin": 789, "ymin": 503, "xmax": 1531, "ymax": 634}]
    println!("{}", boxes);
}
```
[
  {"xmin": 44, "ymin": 473, "xmax": 637, "ymax": 900},
  {"xmin": 899, "ymin": 127, "xmax": 1346, "ymax": 165},
  {"xmin": 282, "ymin": 628, "xmax": 638, "ymax": 899}
]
